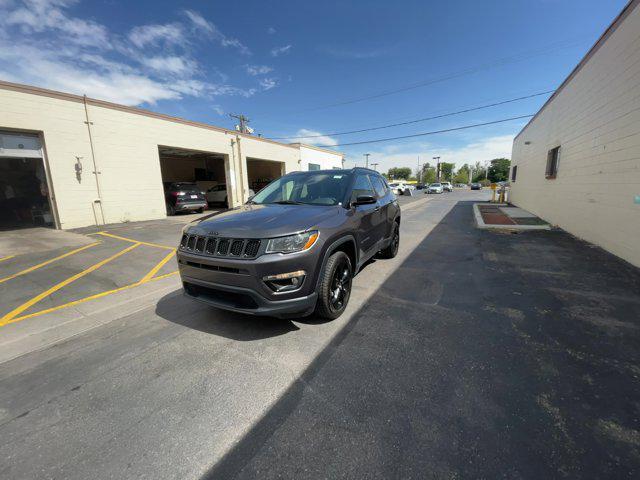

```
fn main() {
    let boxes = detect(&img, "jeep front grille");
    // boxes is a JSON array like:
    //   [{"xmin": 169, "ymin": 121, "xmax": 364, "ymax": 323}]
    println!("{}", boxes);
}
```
[{"xmin": 179, "ymin": 234, "xmax": 261, "ymax": 259}]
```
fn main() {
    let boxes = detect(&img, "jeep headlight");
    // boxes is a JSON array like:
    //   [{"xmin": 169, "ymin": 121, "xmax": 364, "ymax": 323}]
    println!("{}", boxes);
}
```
[{"xmin": 266, "ymin": 231, "xmax": 319, "ymax": 254}]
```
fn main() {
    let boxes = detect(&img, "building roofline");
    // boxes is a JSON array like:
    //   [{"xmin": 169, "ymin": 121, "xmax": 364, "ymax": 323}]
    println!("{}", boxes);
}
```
[
  {"xmin": 0, "ymin": 79, "xmax": 299, "ymax": 150},
  {"xmin": 515, "ymin": 0, "xmax": 639, "ymax": 140},
  {"xmin": 288, "ymin": 142, "xmax": 344, "ymax": 157}
]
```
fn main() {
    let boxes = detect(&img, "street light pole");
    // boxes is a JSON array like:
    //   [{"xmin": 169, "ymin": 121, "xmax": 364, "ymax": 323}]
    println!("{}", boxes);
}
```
[
  {"xmin": 433, "ymin": 156, "xmax": 441, "ymax": 182},
  {"xmin": 363, "ymin": 153, "xmax": 370, "ymax": 169},
  {"xmin": 417, "ymin": 155, "xmax": 422, "ymax": 184},
  {"xmin": 371, "ymin": 162, "xmax": 379, "ymax": 171}
]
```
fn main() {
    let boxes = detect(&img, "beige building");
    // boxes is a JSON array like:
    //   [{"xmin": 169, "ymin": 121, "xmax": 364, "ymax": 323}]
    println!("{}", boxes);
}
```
[
  {"xmin": 0, "ymin": 80, "xmax": 343, "ymax": 230},
  {"xmin": 510, "ymin": 0, "xmax": 640, "ymax": 268}
]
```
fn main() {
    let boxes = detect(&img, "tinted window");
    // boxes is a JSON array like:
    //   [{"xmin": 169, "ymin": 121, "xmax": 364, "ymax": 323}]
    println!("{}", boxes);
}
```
[
  {"xmin": 369, "ymin": 175, "xmax": 387, "ymax": 198},
  {"xmin": 351, "ymin": 174, "xmax": 374, "ymax": 202},
  {"xmin": 251, "ymin": 172, "xmax": 351, "ymax": 206},
  {"xmin": 172, "ymin": 183, "xmax": 200, "ymax": 193}
]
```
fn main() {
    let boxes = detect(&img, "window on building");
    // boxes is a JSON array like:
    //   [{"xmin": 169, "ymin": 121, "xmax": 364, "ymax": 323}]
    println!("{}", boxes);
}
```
[
  {"xmin": 511, "ymin": 165, "xmax": 517, "ymax": 182},
  {"xmin": 308, "ymin": 163, "xmax": 321, "ymax": 171},
  {"xmin": 545, "ymin": 146, "xmax": 560, "ymax": 179}
]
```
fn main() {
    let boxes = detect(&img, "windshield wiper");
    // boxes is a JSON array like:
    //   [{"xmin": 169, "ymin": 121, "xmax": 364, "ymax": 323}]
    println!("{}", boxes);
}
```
[{"xmin": 272, "ymin": 200, "xmax": 304, "ymax": 205}]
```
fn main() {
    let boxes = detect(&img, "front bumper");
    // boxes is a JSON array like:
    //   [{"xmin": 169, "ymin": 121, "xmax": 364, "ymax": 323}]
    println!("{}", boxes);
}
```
[
  {"xmin": 182, "ymin": 276, "xmax": 318, "ymax": 317},
  {"xmin": 177, "ymin": 247, "xmax": 321, "ymax": 318}
]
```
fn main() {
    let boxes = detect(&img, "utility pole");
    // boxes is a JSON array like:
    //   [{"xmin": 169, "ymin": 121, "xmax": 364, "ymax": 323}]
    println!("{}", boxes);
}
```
[
  {"xmin": 229, "ymin": 113, "xmax": 251, "ymax": 134},
  {"xmin": 417, "ymin": 155, "xmax": 422, "ymax": 184},
  {"xmin": 363, "ymin": 153, "xmax": 370, "ymax": 169},
  {"xmin": 371, "ymin": 162, "xmax": 379, "ymax": 171},
  {"xmin": 433, "ymin": 156, "xmax": 441, "ymax": 182}
]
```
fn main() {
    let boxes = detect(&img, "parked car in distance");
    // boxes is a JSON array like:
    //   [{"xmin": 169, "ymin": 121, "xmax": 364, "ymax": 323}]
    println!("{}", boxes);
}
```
[
  {"xmin": 388, "ymin": 182, "xmax": 409, "ymax": 195},
  {"xmin": 441, "ymin": 181, "xmax": 453, "ymax": 192},
  {"xmin": 415, "ymin": 183, "xmax": 426, "ymax": 190},
  {"xmin": 470, "ymin": 183, "xmax": 482, "ymax": 190},
  {"xmin": 206, "ymin": 184, "xmax": 255, "ymax": 207},
  {"xmin": 427, "ymin": 183, "xmax": 444, "ymax": 194},
  {"xmin": 178, "ymin": 168, "xmax": 401, "ymax": 320},
  {"xmin": 164, "ymin": 182, "xmax": 207, "ymax": 215}
]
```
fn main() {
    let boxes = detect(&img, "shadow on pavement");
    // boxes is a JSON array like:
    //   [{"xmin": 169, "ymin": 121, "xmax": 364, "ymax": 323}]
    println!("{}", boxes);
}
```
[
  {"xmin": 155, "ymin": 291, "xmax": 299, "ymax": 341},
  {"xmin": 202, "ymin": 200, "xmax": 640, "ymax": 479}
]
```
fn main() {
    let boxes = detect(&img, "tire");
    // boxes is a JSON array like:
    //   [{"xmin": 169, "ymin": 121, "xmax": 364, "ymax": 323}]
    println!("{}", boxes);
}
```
[
  {"xmin": 196, "ymin": 208, "xmax": 204, "ymax": 213},
  {"xmin": 224, "ymin": 196, "xmax": 229, "ymax": 208},
  {"xmin": 166, "ymin": 203, "xmax": 175, "ymax": 216},
  {"xmin": 315, "ymin": 251, "xmax": 353, "ymax": 319},
  {"xmin": 379, "ymin": 221, "xmax": 400, "ymax": 259}
]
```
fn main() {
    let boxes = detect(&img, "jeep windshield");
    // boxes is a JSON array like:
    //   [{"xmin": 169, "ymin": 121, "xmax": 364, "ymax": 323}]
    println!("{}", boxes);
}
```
[{"xmin": 250, "ymin": 171, "xmax": 352, "ymax": 206}]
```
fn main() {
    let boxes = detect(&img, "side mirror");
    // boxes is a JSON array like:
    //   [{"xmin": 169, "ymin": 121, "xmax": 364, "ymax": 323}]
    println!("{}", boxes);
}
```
[{"xmin": 353, "ymin": 194, "xmax": 376, "ymax": 206}]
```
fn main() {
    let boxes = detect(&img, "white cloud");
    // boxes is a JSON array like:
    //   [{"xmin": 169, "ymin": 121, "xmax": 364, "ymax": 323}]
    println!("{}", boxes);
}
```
[
  {"xmin": 212, "ymin": 104, "xmax": 224, "ymax": 116},
  {"xmin": 259, "ymin": 77, "xmax": 277, "ymax": 90},
  {"xmin": 289, "ymin": 129, "xmax": 338, "ymax": 147},
  {"xmin": 267, "ymin": 26, "xmax": 276, "ymax": 34},
  {"xmin": 184, "ymin": 9, "xmax": 251, "ymax": 55},
  {"xmin": 0, "ymin": 1, "xmax": 261, "ymax": 105},
  {"xmin": 270, "ymin": 44, "xmax": 292, "ymax": 57},
  {"xmin": 5, "ymin": 0, "xmax": 110, "ymax": 48},
  {"xmin": 245, "ymin": 64, "xmax": 273, "ymax": 76},
  {"xmin": 141, "ymin": 55, "xmax": 193, "ymax": 75},
  {"xmin": 128, "ymin": 23, "xmax": 184, "ymax": 48}
]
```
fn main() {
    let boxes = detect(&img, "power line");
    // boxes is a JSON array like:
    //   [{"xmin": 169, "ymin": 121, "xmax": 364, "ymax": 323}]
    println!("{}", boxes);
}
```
[
  {"xmin": 269, "ymin": 90, "xmax": 553, "ymax": 140},
  {"xmin": 318, "ymin": 114, "xmax": 534, "ymax": 148},
  {"xmin": 291, "ymin": 36, "xmax": 589, "ymax": 113}
]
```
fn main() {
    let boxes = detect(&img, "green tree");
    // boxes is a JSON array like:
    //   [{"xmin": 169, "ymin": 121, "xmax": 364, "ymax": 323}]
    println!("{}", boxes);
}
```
[
  {"xmin": 423, "ymin": 167, "xmax": 436, "ymax": 184},
  {"xmin": 439, "ymin": 162, "xmax": 455, "ymax": 181},
  {"xmin": 453, "ymin": 164, "xmax": 470, "ymax": 184},
  {"xmin": 487, "ymin": 158, "xmax": 511, "ymax": 182},
  {"xmin": 388, "ymin": 167, "xmax": 412, "ymax": 180}
]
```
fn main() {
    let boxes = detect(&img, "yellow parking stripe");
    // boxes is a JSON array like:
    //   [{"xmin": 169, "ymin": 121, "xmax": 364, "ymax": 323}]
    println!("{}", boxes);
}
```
[
  {"xmin": 140, "ymin": 250, "xmax": 177, "ymax": 283},
  {"xmin": 1, "ymin": 271, "xmax": 178, "ymax": 326},
  {"xmin": 0, "ymin": 255, "xmax": 15, "ymax": 263},
  {"xmin": 0, "ymin": 243, "xmax": 141, "ymax": 326},
  {"xmin": 96, "ymin": 232, "xmax": 175, "ymax": 250},
  {"xmin": 0, "ymin": 243, "xmax": 100, "ymax": 285}
]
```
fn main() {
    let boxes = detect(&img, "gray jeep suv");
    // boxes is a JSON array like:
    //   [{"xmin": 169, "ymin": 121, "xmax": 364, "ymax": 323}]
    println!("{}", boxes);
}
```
[{"xmin": 177, "ymin": 168, "xmax": 400, "ymax": 319}]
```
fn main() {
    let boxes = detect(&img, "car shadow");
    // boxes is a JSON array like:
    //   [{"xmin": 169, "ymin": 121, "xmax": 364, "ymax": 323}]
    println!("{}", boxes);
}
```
[{"xmin": 155, "ymin": 290, "xmax": 300, "ymax": 341}]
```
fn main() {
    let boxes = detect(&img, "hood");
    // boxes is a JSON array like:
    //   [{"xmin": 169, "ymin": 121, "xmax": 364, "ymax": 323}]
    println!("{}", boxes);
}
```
[{"xmin": 188, "ymin": 204, "xmax": 340, "ymax": 238}]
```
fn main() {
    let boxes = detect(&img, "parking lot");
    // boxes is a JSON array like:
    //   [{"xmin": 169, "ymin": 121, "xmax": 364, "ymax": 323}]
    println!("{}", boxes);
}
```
[{"xmin": 2, "ymin": 189, "xmax": 640, "ymax": 479}]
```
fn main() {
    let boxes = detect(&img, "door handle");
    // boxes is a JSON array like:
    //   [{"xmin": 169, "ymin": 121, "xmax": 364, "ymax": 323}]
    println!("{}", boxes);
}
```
[{"xmin": 374, "ymin": 206, "xmax": 380, "ymax": 212}]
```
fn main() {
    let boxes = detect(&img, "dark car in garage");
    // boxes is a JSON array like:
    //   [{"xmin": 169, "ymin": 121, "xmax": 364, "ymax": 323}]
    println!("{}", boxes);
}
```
[{"xmin": 164, "ymin": 182, "xmax": 208, "ymax": 215}]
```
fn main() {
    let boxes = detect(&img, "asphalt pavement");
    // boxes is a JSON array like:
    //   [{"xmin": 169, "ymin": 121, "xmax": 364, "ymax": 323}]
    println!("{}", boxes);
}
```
[{"xmin": 2, "ymin": 189, "xmax": 639, "ymax": 479}]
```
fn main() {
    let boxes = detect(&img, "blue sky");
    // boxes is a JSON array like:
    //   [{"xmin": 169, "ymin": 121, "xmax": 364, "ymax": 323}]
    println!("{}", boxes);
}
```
[{"xmin": 0, "ymin": 0, "xmax": 629, "ymax": 172}]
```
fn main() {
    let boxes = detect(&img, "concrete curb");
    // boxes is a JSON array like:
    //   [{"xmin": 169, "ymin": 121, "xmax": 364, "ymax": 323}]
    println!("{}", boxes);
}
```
[{"xmin": 473, "ymin": 203, "xmax": 551, "ymax": 230}]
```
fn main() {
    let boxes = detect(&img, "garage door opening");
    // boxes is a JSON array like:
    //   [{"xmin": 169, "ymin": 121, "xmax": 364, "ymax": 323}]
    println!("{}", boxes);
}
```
[
  {"xmin": 246, "ymin": 158, "xmax": 284, "ymax": 194},
  {"xmin": 0, "ymin": 131, "xmax": 55, "ymax": 230},
  {"xmin": 158, "ymin": 146, "xmax": 228, "ymax": 212}
]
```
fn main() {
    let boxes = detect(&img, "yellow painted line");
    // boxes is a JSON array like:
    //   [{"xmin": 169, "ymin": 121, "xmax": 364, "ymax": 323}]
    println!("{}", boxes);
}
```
[
  {"xmin": 0, "ymin": 243, "xmax": 100, "ymax": 285},
  {"xmin": 2, "ymin": 271, "xmax": 179, "ymax": 326},
  {"xmin": 0, "ymin": 255, "xmax": 16, "ymax": 263},
  {"xmin": 140, "ymin": 250, "xmax": 177, "ymax": 283},
  {"xmin": 96, "ymin": 232, "xmax": 175, "ymax": 250},
  {"xmin": 0, "ymin": 243, "xmax": 141, "ymax": 326}
]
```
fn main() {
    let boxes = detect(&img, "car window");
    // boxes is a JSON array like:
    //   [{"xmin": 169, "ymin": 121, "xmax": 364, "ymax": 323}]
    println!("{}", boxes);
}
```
[
  {"xmin": 369, "ymin": 175, "xmax": 387, "ymax": 198},
  {"xmin": 351, "ymin": 174, "xmax": 374, "ymax": 202},
  {"xmin": 251, "ymin": 172, "xmax": 352, "ymax": 206}
]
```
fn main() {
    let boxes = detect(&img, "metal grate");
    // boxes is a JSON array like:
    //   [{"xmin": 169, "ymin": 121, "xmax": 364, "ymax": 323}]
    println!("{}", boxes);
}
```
[
  {"xmin": 230, "ymin": 240, "xmax": 244, "ymax": 256},
  {"xmin": 195, "ymin": 236, "xmax": 206, "ymax": 253},
  {"xmin": 205, "ymin": 238, "xmax": 217, "ymax": 255},
  {"xmin": 244, "ymin": 240, "xmax": 260, "ymax": 257},
  {"xmin": 216, "ymin": 239, "xmax": 230, "ymax": 255},
  {"xmin": 180, "ymin": 235, "xmax": 260, "ymax": 259}
]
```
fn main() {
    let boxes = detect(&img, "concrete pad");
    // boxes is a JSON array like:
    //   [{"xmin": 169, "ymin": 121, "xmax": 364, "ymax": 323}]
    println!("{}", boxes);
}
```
[
  {"xmin": 500, "ymin": 206, "xmax": 538, "ymax": 218},
  {"xmin": 0, "ymin": 227, "xmax": 95, "ymax": 257}
]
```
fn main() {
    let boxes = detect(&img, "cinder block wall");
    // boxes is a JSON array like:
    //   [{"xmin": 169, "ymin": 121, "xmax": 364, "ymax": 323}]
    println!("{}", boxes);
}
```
[{"xmin": 510, "ymin": 2, "xmax": 640, "ymax": 267}]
